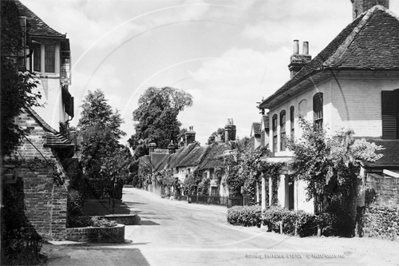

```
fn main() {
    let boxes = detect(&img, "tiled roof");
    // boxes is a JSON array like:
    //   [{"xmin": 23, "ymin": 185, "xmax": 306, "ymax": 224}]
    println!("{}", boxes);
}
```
[
  {"xmin": 198, "ymin": 143, "xmax": 230, "ymax": 170},
  {"xmin": 362, "ymin": 139, "xmax": 399, "ymax": 169},
  {"xmin": 14, "ymin": 0, "xmax": 66, "ymax": 38},
  {"xmin": 260, "ymin": 6, "xmax": 399, "ymax": 109},
  {"xmin": 25, "ymin": 107, "xmax": 73, "ymax": 147},
  {"xmin": 177, "ymin": 145, "xmax": 209, "ymax": 168}
]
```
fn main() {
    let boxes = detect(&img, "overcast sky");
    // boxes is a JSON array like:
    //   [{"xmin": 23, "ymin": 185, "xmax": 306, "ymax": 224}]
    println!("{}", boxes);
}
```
[{"xmin": 20, "ymin": 0, "xmax": 399, "ymax": 146}]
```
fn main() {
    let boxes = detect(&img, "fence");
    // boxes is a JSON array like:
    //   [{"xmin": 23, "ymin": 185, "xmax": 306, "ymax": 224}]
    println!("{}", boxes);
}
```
[{"xmin": 187, "ymin": 195, "xmax": 251, "ymax": 208}]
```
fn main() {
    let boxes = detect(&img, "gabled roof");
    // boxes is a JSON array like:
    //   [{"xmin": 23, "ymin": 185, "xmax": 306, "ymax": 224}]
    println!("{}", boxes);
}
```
[
  {"xmin": 25, "ymin": 107, "xmax": 73, "ymax": 147},
  {"xmin": 260, "ymin": 5, "xmax": 399, "ymax": 109},
  {"xmin": 177, "ymin": 145, "xmax": 209, "ymax": 168},
  {"xmin": 198, "ymin": 143, "xmax": 230, "ymax": 170},
  {"xmin": 14, "ymin": 0, "xmax": 66, "ymax": 38}
]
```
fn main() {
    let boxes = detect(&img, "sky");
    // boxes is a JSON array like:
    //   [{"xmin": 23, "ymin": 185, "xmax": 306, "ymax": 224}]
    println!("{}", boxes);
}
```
[{"xmin": 20, "ymin": 0, "xmax": 399, "ymax": 146}]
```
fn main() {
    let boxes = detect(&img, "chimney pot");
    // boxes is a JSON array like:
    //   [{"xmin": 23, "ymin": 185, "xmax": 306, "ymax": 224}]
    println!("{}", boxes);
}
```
[
  {"xmin": 303, "ymin": 41, "xmax": 309, "ymax": 55},
  {"xmin": 293, "ymin": 40, "xmax": 299, "ymax": 55}
]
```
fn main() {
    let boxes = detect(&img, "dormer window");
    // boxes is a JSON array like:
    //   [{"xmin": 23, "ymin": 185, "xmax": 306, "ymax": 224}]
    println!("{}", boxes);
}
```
[
  {"xmin": 44, "ymin": 43, "xmax": 56, "ymax": 73},
  {"xmin": 33, "ymin": 43, "xmax": 41, "ymax": 72}
]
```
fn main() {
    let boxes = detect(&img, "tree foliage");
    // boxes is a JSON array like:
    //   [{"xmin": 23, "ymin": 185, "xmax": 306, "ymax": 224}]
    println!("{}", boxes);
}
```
[
  {"xmin": 128, "ymin": 87, "xmax": 193, "ymax": 152},
  {"xmin": 288, "ymin": 117, "xmax": 384, "ymax": 213},
  {"xmin": 78, "ymin": 89, "xmax": 127, "ymax": 198},
  {"xmin": 1, "ymin": 0, "xmax": 41, "ymax": 156},
  {"xmin": 207, "ymin": 128, "xmax": 225, "ymax": 144}
]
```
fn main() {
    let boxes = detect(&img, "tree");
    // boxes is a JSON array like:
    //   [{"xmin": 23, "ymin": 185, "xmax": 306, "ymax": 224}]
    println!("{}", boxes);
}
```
[
  {"xmin": 288, "ymin": 117, "xmax": 384, "ymax": 235},
  {"xmin": 128, "ymin": 87, "xmax": 193, "ymax": 152},
  {"xmin": 207, "ymin": 128, "xmax": 225, "ymax": 144},
  {"xmin": 1, "ymin": 0, "xmax": 41, "ymax": 157},
  {"xmin": 78, "ymin": 89, "xmax": 126, "ymax": 198}
]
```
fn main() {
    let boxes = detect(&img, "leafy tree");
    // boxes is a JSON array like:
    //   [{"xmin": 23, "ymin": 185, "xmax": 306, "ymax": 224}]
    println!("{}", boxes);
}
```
[
  {"xmin": 78, "ymin": 89, "xmax": 126, "ymax": 198},
  {"xmin": 288, "ymin": 117, "xmax": 383, "ymax": 215},
  {"xmin": 207, "ymin": 128, "xmax": 225, "ymax": 144},
  {"xmin": 1, "ymin": 0, "xmax": 41, "ymax": 157},
  {"xmin": 128, "ymin": 87, "xmax": 193, "ymax": 152}
]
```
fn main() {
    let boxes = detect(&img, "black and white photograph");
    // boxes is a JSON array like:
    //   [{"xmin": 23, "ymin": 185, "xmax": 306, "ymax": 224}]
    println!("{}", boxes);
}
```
[{"xmin": 1, "ymin": 0, "xmax": 399, "ymax": 265}]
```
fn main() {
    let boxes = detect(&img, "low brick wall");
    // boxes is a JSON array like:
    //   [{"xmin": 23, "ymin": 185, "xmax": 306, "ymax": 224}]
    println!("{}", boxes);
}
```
[
  {"xmin": 101, "ymin": 214, "xmax": 141, "ymax": 225},
  {"xmin": 66, "ymin": 224, "xmax": 125, "ymax": 243}
]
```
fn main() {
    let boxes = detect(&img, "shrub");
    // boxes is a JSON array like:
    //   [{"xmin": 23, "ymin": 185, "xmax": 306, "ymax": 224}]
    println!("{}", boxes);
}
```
[
  {"xmin": 67, "ymin": 216, "xmax": 117, "ymax": 228},
  {"xmin": 227, "ymin": 205, "xmax": 262, "ymax": 227}
]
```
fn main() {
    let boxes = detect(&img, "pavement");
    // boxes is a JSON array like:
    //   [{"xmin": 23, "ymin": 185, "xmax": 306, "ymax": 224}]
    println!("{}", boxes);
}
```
[{"xmin": 42, "ymin": 187, "xmax": 399, "ymax": 266}]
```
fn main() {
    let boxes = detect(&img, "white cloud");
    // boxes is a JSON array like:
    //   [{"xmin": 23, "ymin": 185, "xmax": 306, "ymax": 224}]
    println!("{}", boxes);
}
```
[{"xmin": 176, "ymin": 46, "xmax": 290, "ymax": 142}]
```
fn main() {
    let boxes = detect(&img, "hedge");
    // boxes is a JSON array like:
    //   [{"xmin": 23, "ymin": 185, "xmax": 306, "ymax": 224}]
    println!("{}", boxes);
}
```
[{"xmin": 227, "ymin": 206, "xmax": 353, "ymax": 237}]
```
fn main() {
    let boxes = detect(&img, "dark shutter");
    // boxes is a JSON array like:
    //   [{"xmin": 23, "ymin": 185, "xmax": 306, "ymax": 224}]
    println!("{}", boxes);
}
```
[{"xmin": 381, "ymin": 91, "xmax": 398, "ymax": 139}]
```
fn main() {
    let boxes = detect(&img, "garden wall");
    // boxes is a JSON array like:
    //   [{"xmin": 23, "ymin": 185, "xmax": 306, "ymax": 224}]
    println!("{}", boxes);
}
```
[
  {"xmin": 66, "ymin": 224, "xmax": 125, "ymax": 243},
  {"xmin": 363, "ymin": 173, "xmax": 399, "ymax": 240}
]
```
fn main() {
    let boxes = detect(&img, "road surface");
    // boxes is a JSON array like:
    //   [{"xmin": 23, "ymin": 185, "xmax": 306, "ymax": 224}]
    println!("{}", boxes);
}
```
[{"xmin": 45, "ymin": 187, "xmax": 399, "ymax": 266}]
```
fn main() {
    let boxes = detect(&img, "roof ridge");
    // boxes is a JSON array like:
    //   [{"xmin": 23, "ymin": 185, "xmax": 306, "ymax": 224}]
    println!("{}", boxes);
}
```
[
  {"xmin": 25, "ymin": 107, "xmax": 58, "ymax": 133},
  {"xmin": 324, "ymin": 5, "xmax": 395, "ymax": 67},
  {"xmin": 14, "ymin": 0, "xmax": 65, "ymax": 38}
]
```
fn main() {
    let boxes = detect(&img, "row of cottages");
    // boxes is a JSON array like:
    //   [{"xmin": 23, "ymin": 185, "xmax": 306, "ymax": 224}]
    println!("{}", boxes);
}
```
[
  {"xmin": 3, "ymin": 0, "xmax": 75, "ymax": 240},
  {"xmin": 257, "ymin": 0, "xmax": 399, "ymax": 214},
  {"xmin": 139, "ymin": 122, "xmax": 254, "ymax": 197}
]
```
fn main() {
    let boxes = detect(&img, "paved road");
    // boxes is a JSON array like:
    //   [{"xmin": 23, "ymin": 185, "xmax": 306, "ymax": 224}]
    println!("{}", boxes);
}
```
[{"xmin": 45, "ymin": 188, "xmax": 399, "ymax": 266}]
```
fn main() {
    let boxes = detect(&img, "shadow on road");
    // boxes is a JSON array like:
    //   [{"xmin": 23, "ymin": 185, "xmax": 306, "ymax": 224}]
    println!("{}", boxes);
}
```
[
  {"xmin": 83, "ymin": 199, "xmax": 143, "ymax": 216},
  {"xmin": 44, "ymin": 245, "xmax": 151, "ymax": 266}
]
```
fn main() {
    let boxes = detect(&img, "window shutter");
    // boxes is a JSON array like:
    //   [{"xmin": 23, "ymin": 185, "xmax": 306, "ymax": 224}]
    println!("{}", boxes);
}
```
[
  {"xmin": 381, "ymin": 91, "xmax": 397, "ymax": 115},
  {"xmin": 382, "ymin": 115, "xmax": 397, "ymax": 139},
  {"xmin": 381, "ymin": 91, "xmax": 398, "ymax": 139}
]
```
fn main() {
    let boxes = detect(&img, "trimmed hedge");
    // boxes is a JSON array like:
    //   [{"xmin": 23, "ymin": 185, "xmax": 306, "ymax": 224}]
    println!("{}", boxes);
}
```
[
  {"xmin": 227, "ymin": 206, "xmax": 353, "ymax": 237},
  {"xmin": 227, "ymin": 205, "xmax": 262, "ymax": 227}
]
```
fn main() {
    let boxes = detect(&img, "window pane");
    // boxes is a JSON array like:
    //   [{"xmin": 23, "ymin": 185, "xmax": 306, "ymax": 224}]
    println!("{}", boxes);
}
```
[
  {"xmin": 45, "ymin": 44, "xmax": 55, "ymax": 73},
  {"xmin": 33, "ymin": 44, "xmax": 41, "ymax": 72}
]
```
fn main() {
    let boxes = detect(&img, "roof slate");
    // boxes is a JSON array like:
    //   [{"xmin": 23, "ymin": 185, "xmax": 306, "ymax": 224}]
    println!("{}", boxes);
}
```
[
  {"xmin": 198, "ymin": 143, "xmax": 229, "ymax": 170},
  {"xmin": 177, "ymin": 145, "xmax": 209, "ymax": 168},
  {"xmin": 25, "ymin": 107, "xmax": 72, "ymax": 147},
  {"xmin": 260, "ymin": 6, "xmax": 399, "ymax": 109},
  {"xmin": 362, "ymin": 139, "xmax": 399, "ymax": 168},
  {"xmin": 14, "ymin": 0, "xmax": 66, "ymax": 38}
]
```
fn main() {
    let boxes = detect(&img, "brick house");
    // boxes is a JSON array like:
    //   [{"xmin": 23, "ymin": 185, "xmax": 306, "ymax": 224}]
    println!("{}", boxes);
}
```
[
  {"xmin": 3, "ymin": 0, "xmax": 75, "ymax": 240},
  {"xmin": 257, "ymin": 1, "xmax": 399, "ymax": 213}
]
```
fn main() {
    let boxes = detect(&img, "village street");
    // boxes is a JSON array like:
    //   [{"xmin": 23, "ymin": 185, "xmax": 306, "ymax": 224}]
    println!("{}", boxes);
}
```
[{"xmin": 44, "ymin": 188, "xmax": 399, "ymax": 266}]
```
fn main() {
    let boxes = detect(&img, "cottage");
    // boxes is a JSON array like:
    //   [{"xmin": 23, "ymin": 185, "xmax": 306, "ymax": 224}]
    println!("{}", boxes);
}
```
[
  {"xmin": 3, "ymin": 0, "xmax": 75, "ymax": 240},
  {"xmin": 258, "ymin": 0, "xmax": 399, "ymax": 213}
]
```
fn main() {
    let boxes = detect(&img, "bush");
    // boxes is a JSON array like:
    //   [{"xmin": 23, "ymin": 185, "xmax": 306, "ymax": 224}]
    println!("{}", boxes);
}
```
[
  {"xmin": 67, "ymin": 216, "xmax": 117, "ymax": 228},
  {"xmin": 227, "ymin": 205, "xmax": 262, "ymax": 227}
]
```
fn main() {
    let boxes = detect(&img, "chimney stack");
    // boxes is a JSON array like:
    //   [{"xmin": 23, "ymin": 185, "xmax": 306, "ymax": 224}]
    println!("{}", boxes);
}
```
[
  {"xmin": 288, "ymin": 40, "xmax": 312, "ymax": 78},
  {"xmin": 148, "ymin": 142, "xmax": 156, "ymax": 154},
  {"xmin": 351, "ymin": 0, "xmax": 389, "ymax": 20},
  {"xmin": 168, "ymin": 140, "xmax": 176, "ymax": 154},
  {"xmin": 224, "ymin": 118, "xmax": 236, "ymax": 142},
  {"xmin": 185, "ymin": 126, "xmax": 196, "ymax": 146}
]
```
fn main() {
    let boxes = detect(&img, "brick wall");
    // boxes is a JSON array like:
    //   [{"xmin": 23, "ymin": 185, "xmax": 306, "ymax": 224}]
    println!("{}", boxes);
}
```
[
  {"xmin": 66, "ymin": 224, "xmax": 125, "ymax": 243},
  {"xmin": 5, "ymin": 110, "xmax": 69, "ymax": 240},
  {"xmin": 366, "ymin": 173, "xmax": 399, "ymax": 206}
]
